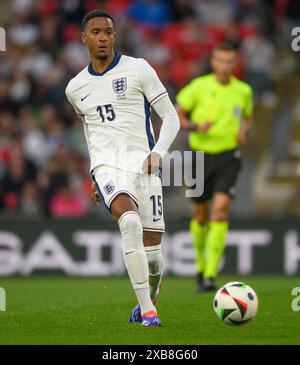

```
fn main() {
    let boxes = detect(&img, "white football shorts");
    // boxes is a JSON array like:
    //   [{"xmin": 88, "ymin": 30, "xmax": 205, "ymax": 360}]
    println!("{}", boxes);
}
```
[{"xmin": 92, "ymin": 165, "xmax": 165, "ymax": 233}]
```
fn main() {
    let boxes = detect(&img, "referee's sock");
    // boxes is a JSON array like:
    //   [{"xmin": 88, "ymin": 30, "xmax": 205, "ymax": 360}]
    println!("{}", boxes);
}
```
[
  {"xmin": 204, "ymin": 221, "xmax": 228, "ymax": 279},
  {"xmin": 190, "ymin": 219, "xmax": 208, "ymax": 274}
]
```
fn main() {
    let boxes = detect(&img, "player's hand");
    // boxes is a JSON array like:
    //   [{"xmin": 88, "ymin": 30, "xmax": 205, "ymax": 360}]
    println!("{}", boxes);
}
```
[
  {"xmin": 142, "ymin": 152, "xmax": 162, "ymax": 175},
  {"xmin": 91, "ymin": 181, "xmax": 101, "ymax": 206},
  {"xmin": 197, "ymin": 121, "xmax": 213, "ymax": 132}
]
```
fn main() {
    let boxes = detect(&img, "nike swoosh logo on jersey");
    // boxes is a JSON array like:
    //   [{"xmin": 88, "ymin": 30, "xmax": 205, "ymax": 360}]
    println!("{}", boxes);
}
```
[
  {"xmin": 153, "ymin": 217, "xmax": 161, "ymax": 222},
  {"xmin": 125, "ymin": 251, "xmax": 134, "ymax": 255},
  {"xmin": 81, "ymin": 94, "xmax": 90, "ymax": 102}
]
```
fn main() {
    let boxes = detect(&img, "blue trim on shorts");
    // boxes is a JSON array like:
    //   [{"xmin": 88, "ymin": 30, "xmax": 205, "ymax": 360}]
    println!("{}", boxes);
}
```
[{"xmin": 91, "ymin": 174, "xmax": 111, "ymax": 212}]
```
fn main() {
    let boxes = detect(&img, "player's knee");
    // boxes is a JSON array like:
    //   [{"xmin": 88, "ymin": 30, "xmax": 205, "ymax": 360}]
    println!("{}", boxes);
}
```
[
  {"xmin": 145, "ymin": 244, "xmax": 164, "ymax": 276},
  {"xmin": 118, "ymin": 211, "xmax": 143, "ymax": 236},
  {"xmin": 148, "ymin": 256, "xmax": 164, "ymax": 276},
  {"xmin": 118, "ymin": 211, "xmax": 143, "ymax": 251}
]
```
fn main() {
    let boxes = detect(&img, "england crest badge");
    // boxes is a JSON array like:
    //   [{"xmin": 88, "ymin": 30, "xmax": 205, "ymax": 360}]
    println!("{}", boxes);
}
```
[
  {"xmin": 112, "ymin": 77, "xmax": 127, "ymax": 94},
  {"xmin": 103, "ymin": 181, "xmax": 115, "ymax": 195}
]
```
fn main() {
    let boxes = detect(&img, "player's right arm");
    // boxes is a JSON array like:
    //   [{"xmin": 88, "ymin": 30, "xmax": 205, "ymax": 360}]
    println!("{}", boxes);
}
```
[
  {"xmin": 65, "ymin": 82, "xmax": 85, "ymax": 120},
  {"xmin": 65, "ymin": 82, "xmax": 101, "ymax": 206}
]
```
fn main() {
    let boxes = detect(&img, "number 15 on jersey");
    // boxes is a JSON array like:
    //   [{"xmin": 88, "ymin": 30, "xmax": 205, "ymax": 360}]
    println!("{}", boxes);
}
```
[{"xmin": 96, "ymin": 104, "xmax": 116, "ymax": 123}]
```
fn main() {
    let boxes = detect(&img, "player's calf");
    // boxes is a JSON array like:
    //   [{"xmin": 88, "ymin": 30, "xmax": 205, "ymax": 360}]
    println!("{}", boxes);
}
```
[
  {"xmin": 118, "ymin": 211, "xmax": 156, "ymax": 315},
  {"xmin": 145, "ymin": 244, "xmax": 164, "ymax": 303}
]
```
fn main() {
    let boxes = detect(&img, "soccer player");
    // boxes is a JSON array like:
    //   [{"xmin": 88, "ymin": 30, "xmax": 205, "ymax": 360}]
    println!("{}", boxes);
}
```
[
  {"xmin": 176, "ymin": 43, "xmax": 253, "ymax": 292},
  {"xmin": 65, "ymin": 10, "xmax": 179, "ymax": 326}
]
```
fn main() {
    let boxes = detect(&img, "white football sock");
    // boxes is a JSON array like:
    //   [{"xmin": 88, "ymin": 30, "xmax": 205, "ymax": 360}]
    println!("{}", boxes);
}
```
[
  {"xmin": 118, "ymin": 211, "xmax": 156, "ymax": 315},
  {"xmin": 145, "ymin": 244, "xmax": 165, "ymax": 303}
]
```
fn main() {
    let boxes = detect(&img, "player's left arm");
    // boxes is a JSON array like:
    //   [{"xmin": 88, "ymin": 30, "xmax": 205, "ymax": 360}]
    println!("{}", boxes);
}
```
[
  {"xmin": 142, "ymin": 95, "xmax": 180, "ymax": 174},
  {"xmin": 138, "ymin": 60, "xmax": 180, "ymax": 174}
]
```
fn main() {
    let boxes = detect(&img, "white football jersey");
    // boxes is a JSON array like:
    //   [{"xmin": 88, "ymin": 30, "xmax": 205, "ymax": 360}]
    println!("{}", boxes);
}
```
[{"xmin": 65, "ymin": 52, "xmax": 168, "ymax": 173}]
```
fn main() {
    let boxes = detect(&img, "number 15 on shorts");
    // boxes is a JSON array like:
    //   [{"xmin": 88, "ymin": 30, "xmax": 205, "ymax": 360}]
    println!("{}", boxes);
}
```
[{"xmin": 150, "ymin": 195, "xmax": 163, "ymax": 222}]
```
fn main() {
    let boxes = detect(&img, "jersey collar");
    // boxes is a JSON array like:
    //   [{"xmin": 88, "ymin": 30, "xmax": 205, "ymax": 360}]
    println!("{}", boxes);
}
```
[
  {"xmin": 213, "ymin": 73, "xmax": 234, "ymax": 87},
  {"xmin": 88, "ymin": 51, "xmax": 122, "ymax": 76}
]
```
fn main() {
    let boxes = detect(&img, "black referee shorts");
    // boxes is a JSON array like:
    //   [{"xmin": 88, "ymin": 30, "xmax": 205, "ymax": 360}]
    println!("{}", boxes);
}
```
[{"xmin": 191, "ymin": 149, "xmax": 242, "ymax": 203}]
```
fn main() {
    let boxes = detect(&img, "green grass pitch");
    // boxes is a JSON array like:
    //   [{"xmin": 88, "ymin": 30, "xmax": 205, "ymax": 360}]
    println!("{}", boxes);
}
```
[{"xmin": 0, "ymin": 276, "xmax": 299, "ymax": 345}]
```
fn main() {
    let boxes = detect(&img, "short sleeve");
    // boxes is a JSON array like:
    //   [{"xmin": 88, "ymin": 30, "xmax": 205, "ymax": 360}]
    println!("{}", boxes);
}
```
[
  {"xmin": 176, "ymin": 80, "xmax": 198, "ymax": 112},
  {"xmin": 243, "ymin": 86, "xmax": 253, "ymax": 118},
  {"xmin": 65, "ymin": 84, "xmax": 84, "ymax": 119},
  {"xmin": 138, "ymin": 59, "xmax": 167, "ymax": 104}
]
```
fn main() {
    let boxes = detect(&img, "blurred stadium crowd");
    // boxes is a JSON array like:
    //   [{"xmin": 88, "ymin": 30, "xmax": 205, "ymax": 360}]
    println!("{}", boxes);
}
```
[{"xmin": 0, "ymin": 0, "xmax": 299, "ymax": 218}]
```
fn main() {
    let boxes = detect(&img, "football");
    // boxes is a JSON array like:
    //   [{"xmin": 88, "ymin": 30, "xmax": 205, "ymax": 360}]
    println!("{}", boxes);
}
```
[{"xmin": 213, "ymin": 281, "xmax": 258, "ymax": 325}]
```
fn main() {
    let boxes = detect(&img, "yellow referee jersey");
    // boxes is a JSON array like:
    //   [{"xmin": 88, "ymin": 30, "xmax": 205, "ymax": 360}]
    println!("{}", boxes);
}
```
[{"xmin": 176, "ymin": 73, "xmax": 253, "ymax": 154}]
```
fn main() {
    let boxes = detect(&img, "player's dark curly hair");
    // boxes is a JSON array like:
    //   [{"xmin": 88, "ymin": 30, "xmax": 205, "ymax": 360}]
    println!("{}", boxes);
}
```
[{"xmin": 81, "ymin": 10, "xmax": 115, "ymax": 31}]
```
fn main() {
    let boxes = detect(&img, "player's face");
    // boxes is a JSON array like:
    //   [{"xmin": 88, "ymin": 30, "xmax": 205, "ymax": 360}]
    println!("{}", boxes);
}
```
[
  {"xmin": 211, "ymin": 50, "xmax": 236, "ymax": 77},
  {"xmin": 82, "ymin": 17, "xmax": 116, "ymax": 60}
]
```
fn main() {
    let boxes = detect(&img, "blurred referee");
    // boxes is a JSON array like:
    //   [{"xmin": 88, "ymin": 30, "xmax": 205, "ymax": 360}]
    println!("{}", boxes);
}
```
[{"xmin": 176, "ymin": 43, "xmax": 253, "ymax": 292}]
